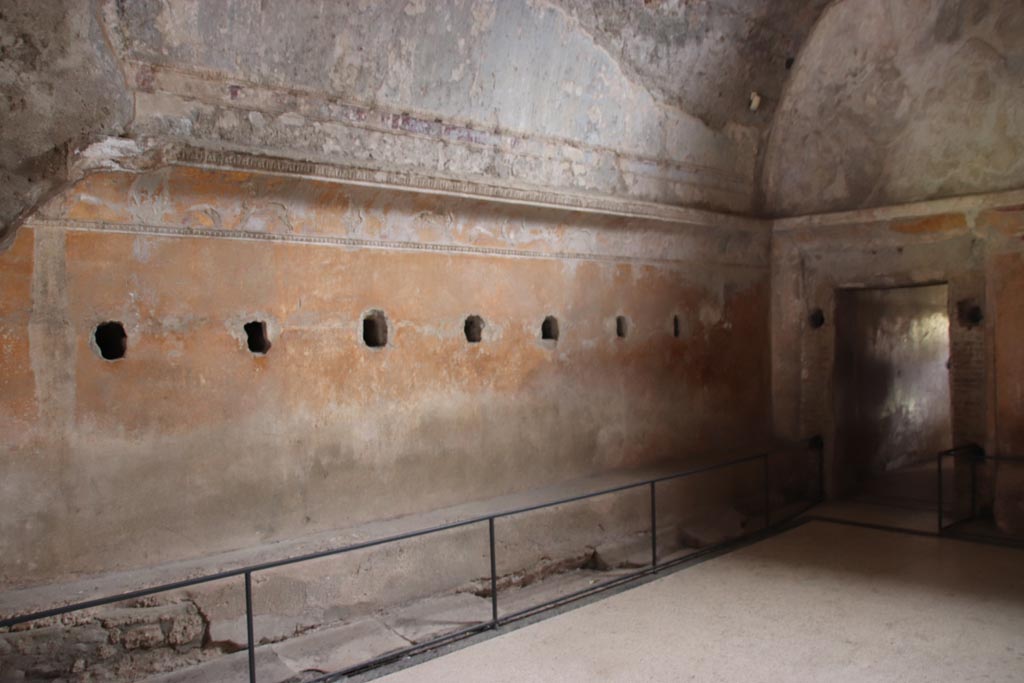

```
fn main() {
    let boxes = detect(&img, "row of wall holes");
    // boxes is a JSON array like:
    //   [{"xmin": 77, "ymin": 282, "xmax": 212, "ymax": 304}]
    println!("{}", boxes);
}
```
[{"xmin": 94, "ymin": 313, "xmax": 685, "ymax": 360}]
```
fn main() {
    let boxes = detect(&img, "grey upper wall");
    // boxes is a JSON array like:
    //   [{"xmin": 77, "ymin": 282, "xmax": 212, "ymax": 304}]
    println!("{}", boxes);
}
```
[
  {"xmin": 110, "ymin": 0, "xmax": 755, "ymax": 209},
  {"xmin": 0, "ymin": 0, "xmax": 132, "ymax": 243},
  {"xmin": 762, "ymin": 0, "xmax": 1024, "ymax": 216},
  {"xmin": 5, "ymin": 0, "xmax": 1019, "ymax": 235},
  {"xmin": 0, "ymin": 0, "xmax": 830, "ymax": 244},
  {"xmin": 551, "ymin": 0, "xmax": 830, "ymax": 131}
]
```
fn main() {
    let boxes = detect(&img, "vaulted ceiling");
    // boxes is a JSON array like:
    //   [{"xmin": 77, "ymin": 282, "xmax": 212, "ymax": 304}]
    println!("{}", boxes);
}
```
[{"xmin": 2, "ymin": 0, "xmax": 1022, "ymax": 244}]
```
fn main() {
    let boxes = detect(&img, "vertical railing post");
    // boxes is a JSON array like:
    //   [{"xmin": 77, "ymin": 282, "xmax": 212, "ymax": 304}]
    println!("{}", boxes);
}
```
[
  {"xmin": 762, "ymin": 453, "xmax": 771, "ymax": 528},
  {"xmin": 937, "ymin": 452, "xmax": 944, "ymax": 534},
  {"xmin": 649, "ymin": 481, "xmax": 657, "ymax": 571},
  {"xmin": 488, "ymin": 517, "xmax": 498, "ymax": 624},
  {"xmin": 245, "ymin": 571, "xmax": 256, "ymax": 683},
  {"xmin": 816, "ymin": 438, "xmax": 826, "ymax": 503},
  {"xmin": 970, "ymin": 456, "xmax": 977, "ymax": 522}
]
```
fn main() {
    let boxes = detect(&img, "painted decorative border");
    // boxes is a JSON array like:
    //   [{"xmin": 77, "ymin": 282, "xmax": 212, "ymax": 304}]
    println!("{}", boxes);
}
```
[
  {"xmin": 167, "ymin": 145, "xmax": 763, "ymax": 231},
  {"xmin": 23, "ymin": 217, "xmax": 767, "ymax": 270},
  {"xmin": 773, "ymin": 188, "xmax": 1024, "ymax": 231}
]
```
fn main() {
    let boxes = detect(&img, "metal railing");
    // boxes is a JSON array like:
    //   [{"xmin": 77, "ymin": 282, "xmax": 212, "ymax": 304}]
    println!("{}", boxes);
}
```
[
  {"xmin": 936, "ymin": 443, "xmax": 985, "ymax": 533},
  {"xmin": 938, "ymin": 444, "xmax": 1024, "ymax": 544},
  {"xmin": 0, "ymin": 441, "xmax": 824, "ymax": 682}
]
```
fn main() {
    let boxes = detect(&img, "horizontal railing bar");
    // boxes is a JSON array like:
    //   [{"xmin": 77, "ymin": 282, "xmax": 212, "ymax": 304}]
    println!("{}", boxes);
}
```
[
  {"xmin": 0, "ymin": 448, "xmax": 787, "ymax": 629},
  {"xmin": 0, "ymin": 572, "xmax": 245, "ymax": 628},
  {"xmin": 494, "ymin": 568, "xmax": 652, "ymax": 624},
  {"xmin": 0, "ymin": 514, "xmax": 489, "ymax": 628},
  {"xmin": 492, "ymin": 481, "xmax": 651, "ymax": 519},
  {"xmin": 648, "ymin": 451, "xmax": 768, "ymax": 485},
  {"xmin": 937, "ymin": 444, "xmax": 985, "ymax": 458},
  {"xmin": 489, "ymin": 452, "xmax": 769, "ymax": 521},
  {"xmin": 939, "ymin": 452, "xmax": 1024, "ymax": 462}
]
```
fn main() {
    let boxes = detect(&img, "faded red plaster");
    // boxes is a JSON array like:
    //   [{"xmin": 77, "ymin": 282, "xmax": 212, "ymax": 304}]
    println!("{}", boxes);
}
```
[
  {"xmin": 992, "ymin": 248, "xmax": 1024, "ymax": 533},
  {"xmin": 890, "ymin": 213, "xmax": 967, "ymax": 235},
  {"xmin": 3, "ymin": 170, "xmax": 771, "ymax": 584},
  {"xmin": 978, "ymin": 205, "xmax": 1024, "ymax": 236},
  {"xmin": 0, "ymin": 228, "xmax": 36, "ymax": 429}
]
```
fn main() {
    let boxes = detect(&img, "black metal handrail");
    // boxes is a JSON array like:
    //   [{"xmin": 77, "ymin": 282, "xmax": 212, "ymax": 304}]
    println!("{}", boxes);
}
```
[
  {"xmin": 938, "ymin": 444, "xmax": 1024, "ymax": 539},
  {"xmin": 0, "ymin": 440, "xmax": 824, "ymax": 682},
  {"xmin": 937, "ymin": 443, "xmax": 984, "ymax": 533}
]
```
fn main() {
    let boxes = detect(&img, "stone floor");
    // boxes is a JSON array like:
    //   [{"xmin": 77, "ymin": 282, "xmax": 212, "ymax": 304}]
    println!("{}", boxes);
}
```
[{"xmin": 375, "ymin": 520, "xmax": 1024, "ymax": 682}]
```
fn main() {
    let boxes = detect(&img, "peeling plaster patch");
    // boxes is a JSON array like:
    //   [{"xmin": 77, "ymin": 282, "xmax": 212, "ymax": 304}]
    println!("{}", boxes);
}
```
[
  {"xmin": 698, "ymin": 301, "xmax": 723, "ymax": 328},
  {"xmin": 240, "ymin": 203, "xmax": 292, "ymax": 234},
  {"xmin": 404, "ymin": 0, "xmax": 428, "ymax": 16},
  {"xmin": 129, "ymin": 170, "xmax": 174, "ymax": 226},
  {"xmin": 73, "ymin": 138, "xmax": 143, "ymax": 175},
  {"xmin": 132, "ymin": 236, "xmax": 157, "ymax": 263}
]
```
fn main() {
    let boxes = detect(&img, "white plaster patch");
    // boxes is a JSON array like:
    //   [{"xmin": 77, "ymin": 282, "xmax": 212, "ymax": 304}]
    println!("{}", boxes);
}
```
[
  {"xmin": 698, "ymin": 301, "xmax": 722, "ymax": 328},
  {"xmin": 132, "ymin": 236, "xmax": 157, "ymax": 263},
  {"xmin": 404, "ymin": 0, "xmax": 426, "ymax": 16}
]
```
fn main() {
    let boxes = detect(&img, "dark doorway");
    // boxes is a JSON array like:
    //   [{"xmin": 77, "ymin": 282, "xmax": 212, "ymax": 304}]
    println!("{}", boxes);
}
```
[{"xmin": 834, "ymin": 284, "xmax": 952, "ymax": 508}]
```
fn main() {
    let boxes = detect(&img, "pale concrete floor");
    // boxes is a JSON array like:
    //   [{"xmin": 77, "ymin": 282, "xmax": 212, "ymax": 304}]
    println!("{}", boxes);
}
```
[{"xmin": 377, "ymin": 520, "xmax": 1024, "ymax": 683}]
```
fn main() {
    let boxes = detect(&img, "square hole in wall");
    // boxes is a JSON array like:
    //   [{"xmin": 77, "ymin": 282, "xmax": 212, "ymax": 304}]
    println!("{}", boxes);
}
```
[
  {"xmin": 94, "ymin": 321, "xmax": 127, "ymax": 360},
  {"xmin": 541, "ymin": 316, "xmax": 559, "ymax": 341},
  {"xmin": 363, "ymin": 310, "xmax": 389, "ymax": 348},
  {"xmin": 465, "ymin": 315, "xmax": 484, "ymax": 343},
  {"xmin": 244, "ymin": 321, "xmax": 271, "ymax": 354}
]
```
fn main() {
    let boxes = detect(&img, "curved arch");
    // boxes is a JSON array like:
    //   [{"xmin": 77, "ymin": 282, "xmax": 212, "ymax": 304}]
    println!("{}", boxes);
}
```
[{"xmin": 762, "ymin": 0, "xmax": 1024, "ymax": 216}]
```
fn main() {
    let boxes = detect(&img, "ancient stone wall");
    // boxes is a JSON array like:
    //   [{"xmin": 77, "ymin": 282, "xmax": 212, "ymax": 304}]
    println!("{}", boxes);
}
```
[
  {"xmin": 983, "ymin": 203, "xmax": 1024, "ymax": 532},
  {"xmin": 0, "ymin": 165, "xmax": 772, "ymax": 588},
  {"xmin": 762, "ymin": 0, "xmax": 1024, "ymax": 215},
  {"xmin": 771, "ymin": 190, "xmax": 1024, "ymax": 530},
  {"xmin": 3, "ymin": 0, "xmax": 838, "ymax": 246}
]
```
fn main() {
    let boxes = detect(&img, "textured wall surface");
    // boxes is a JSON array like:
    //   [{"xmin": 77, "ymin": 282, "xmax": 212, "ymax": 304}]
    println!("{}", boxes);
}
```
[
  {"xmin": 0, "ymin": 0, "xmax": 839, "ymax": 245},
  {"xmin": 772, "ymin": 192, "xmax": 1024, "ymax": 531},
  {"xmin": 1, "ymin": 0, "xmax": 1022, "ymax": 602},
  {"xmin": 0, "ymin": 0, "xmax": 132, "ymax": 245},
  {"xmin": 985, "ymin": 204, "xmax": 1024, "ymax": 533},
  {"xmin": 109, "ymin": 0, "xmax": 763, "ymax": 211},
  {"xmin": 772, "ymin": 205, "xmax": 983, "ymax": 492},
  {"xmin": 0, "ymin": 167, "xmax": 771, "ymax": 586},
  {"xmin": 548, "ymin": 0, "xmax": 830, "ymax": 131},
  {"xmin": 763, "ymin": 0, "xmax": 1024, "ymax": 216}
]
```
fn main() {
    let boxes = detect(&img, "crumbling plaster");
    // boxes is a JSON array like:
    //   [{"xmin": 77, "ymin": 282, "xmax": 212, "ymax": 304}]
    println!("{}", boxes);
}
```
[
  {"xmin": 0, "ymin": 0, "xmax": 132, "ymax": 246},
  {"xmin": 1, "ymin": 0, "xmax": 842, "ymax": 248},
  {"xmin": 763, "ymin": 0, "xmax": 1024, "ymax": 216},
  {"xmin": 5, "ymin": 0, "xmax": 1024, "ymax": 242},
  {"xmin": 771, "ymin": 190, "xmax": 1024, "ymax": 531},
  {"xmin": 1, "ymin": 0, "xmax": 1023, "ymax": 589},
  {"xmin": 0, "ymin": 165, "xmax": 772, "ymax": 586},
  {"xmin": 548, "ymin": 0, "xmax": 831, "ymax": 131}
]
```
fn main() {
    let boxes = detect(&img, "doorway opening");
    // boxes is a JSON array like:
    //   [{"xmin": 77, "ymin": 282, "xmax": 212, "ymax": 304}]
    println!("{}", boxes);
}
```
[{"xmin": 833, "ymin": 284, "xmax": 952, "ymax": 519}]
